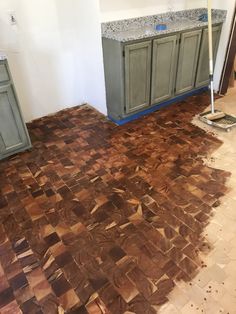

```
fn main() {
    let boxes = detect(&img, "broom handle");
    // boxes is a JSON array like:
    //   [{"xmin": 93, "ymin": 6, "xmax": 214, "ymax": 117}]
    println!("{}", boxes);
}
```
[
  {"xmin": 208, "ymin": 0, "xmax": 215, "ymax": 114},
  {"xmin": 208, "ymin": 0, "xmax": 214, "ymax": 75}
]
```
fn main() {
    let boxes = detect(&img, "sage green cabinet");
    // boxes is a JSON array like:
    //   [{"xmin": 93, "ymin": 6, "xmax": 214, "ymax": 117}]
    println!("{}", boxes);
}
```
[
  {"xmin": 151, "ymin": 35, "xmax": 179, "ymax": 104},
  {"xmin": 175, "ymin": 29, "xmax": 202, "ymax": 95},
  {"xmin": 195, "ymin": 25, "xmax": 222, "ymax": 88},
  {"xmin": 0, "ymin": 60, "xmax": 31, "ymax": 160},
  {"xmin": 0, "ymin": 63, "xmax": 10, "ymax": 83},
  {"xmin": 102, "ymin": 24, "xmax": 223, "ymax": 122},
  {"xmin": 125, "ymin": 41, "xmax": 152, "ymax": 113}
]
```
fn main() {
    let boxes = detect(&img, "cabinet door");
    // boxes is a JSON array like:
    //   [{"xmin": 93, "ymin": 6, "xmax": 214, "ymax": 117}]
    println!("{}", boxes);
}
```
[
  {"xmin": 0, "ymin": 62, "xmax": 10, "ymax": 83},
  {"xmin": 125, "ymin": 41, "xmax": 152, "ymax": 114},
  {"xmin": 0, "ymin": 84, "xmax": 29, "ymax": 157},
  {"xmin": 151, "ymin": 35, "xmax": 178, "ymax": 105},
  {"xmin": 195, "ymin": 25, "xmax": 222, "ymax": 88},
  {"xmin": 175, "ymin": 30, "xmax": 202, "ymax": 95}
]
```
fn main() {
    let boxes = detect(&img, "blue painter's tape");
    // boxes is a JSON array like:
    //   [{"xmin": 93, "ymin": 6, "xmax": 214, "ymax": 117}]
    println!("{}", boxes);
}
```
[
  {"xmin": 108, "ymin": 87, "xmax": 208, "ymax": 126},
  {"xmin": 155, "ymin": 24, "xmax": 167, "ymax": 31},
  {"xmin": 199, "ymin": 14, "xmax": 208, "ymax": 22}
]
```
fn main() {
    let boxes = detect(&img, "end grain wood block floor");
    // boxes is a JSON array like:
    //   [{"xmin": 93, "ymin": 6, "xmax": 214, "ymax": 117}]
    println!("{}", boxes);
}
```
[{"xmin": 0, "ymin": 93, "xmax": 230, "ymax": 314}]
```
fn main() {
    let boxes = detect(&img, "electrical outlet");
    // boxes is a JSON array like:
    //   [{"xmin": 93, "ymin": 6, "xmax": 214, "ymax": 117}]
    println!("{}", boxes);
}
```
[{"xmin": 8, "ymin": 12, "xmax": 17, "ymax": 25}]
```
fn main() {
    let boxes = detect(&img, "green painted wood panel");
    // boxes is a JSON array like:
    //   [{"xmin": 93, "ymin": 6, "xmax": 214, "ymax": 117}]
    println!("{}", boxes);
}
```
[
  {"xmin": 125, "ymin": 41, "xmax": 152, "ymax": 113},
  {"xmin": 195, "ymin": 25, "xmax": 222, "ymax": 88},
  {"xmin": 0, "ymin": 63, "xmax": 10, "ymax": 83},
  {"xmin": 0, "ymin": 133, "xmax": 5, "ymax": 152},
  {"xmin": 102, "ymin": 38, "xmax": 125, "ymax": 120},
  {"xmin": 0, "ymin": 84, "xmax": 29, "ymax": 157},
  {"xmin": 151, "ymin": 35, "xmax": 178, "ymax": 105},
  {"xmin": 175, "ymin": 29, "xmax": 202, "ymax": 95}
]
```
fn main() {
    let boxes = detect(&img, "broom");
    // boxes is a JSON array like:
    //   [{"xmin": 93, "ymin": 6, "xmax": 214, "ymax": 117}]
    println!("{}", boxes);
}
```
[{"xmin": 205, "ymin": 0, "xmax": 225, "ymax": 121}]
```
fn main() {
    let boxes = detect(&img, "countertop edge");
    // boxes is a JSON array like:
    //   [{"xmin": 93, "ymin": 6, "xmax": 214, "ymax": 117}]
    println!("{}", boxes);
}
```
[
  {"xmin": 0, "ymin": 54, "xmax": 7, "ymax": 61},
  {"xmin": 102, "ymin": 20, "xmax": 225, "ymax": 43},
  {"xmin": 101, "ymin": 8, "xmax": 227, "ymax": 43}
]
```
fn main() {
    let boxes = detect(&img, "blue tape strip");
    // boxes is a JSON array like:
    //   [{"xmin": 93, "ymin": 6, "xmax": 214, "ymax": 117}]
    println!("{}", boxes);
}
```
[{"xmin": 108, "ymin": 87, "xmax": 208, "ymax": 126}]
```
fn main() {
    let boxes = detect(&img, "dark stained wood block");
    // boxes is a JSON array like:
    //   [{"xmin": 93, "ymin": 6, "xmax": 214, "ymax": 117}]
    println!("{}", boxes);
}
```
[
  {"xmin": 51, "ymin": 275, "xmax": 71, "ymax": 297},
  {"xmin": 0, "ymin": 287, "xmax": 14, "ymax": 308},
  {"xmin": 0, "ymin": 93, "xmax": 230, "ymax": 312},
  {"xmin": 9, "ymin": 272, "xmax": 28, "ymax": 291}
]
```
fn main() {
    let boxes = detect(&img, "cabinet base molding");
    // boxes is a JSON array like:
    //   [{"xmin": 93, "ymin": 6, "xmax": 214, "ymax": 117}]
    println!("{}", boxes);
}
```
[
  {"xmin": 0, "ymin": 144, "xmax": 32, "ymax": 161},
  {"xmin": 108, "ymin": 86, "xmax": 208, "ymax": 125}
]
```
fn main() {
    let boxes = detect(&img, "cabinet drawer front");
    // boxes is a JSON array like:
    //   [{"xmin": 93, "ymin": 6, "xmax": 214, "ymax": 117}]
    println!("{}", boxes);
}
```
[
  {"xmin": 176, "ymin": 30, "xmax": 202, "ymax": 95},
  {"xmin": 195, "ymin": 25, "xmax": 222, "ymax": 88},
  {"xmin": 125, "ymin": 41, "xmax": 152, "ymax": 114},
  {"xmin": 0, "ymin": 84, "xmax": 29, "ymax": 155},
  {"xmin": 0, "ymin": 63, "xmax": 10, "ymax": 83},
  {"xmin": 151, "ymin": 35, "xmax": 178, "ymax": 104}
]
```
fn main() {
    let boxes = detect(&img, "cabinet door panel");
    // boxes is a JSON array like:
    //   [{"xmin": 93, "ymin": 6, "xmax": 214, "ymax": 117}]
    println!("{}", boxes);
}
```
[
  {"xmin": 195, "ymin": 25, "xmax": 222, "ymax": 88},
  {"xmin": 0, "ymin": 63, "xmax": 10, "ymax": 83},
  {"xmin": 0, "ymin": 133, "xmax": 6, "ymax": 152},
  {"xmin": 125, "ymin": 41, "xmax": 152, "ymax": 113},
  {"xmin": 176, "ymin": 30, "xmax": 202, "ymax": 95},
  {"xmin": 0, "ymin": 84, "xmax": 29, "ymax": 155},
  {"xmin": 151, "ymin": 35, "xmax": 178, "ymax": 104}
]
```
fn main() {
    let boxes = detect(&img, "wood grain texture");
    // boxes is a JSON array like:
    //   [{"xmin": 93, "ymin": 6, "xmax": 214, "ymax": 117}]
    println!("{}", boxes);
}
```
[
  {"xmin": 125, "ymin": 41, "xmax": 152, "ymax": 113},
  {"xmin": 0, "ymin": 93, "xmax": 230, "ymax": 313},
  {"xmin": 151, "ymin": 35, "xmax": 178, "ymax": 104},
  {"xmin": 195, "ymin": 25, "xmax": 222, "ymax": 88},
  {"xmin": 176, "ymin": 30, "xmax": 202, "ymax": 95}
]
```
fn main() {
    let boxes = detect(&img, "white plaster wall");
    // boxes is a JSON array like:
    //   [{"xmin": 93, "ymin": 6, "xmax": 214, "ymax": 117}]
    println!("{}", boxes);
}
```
[
  {"xmin": 185, "ymin": 0, "xmax": 206, "ymax": 8},
  {"xmin": 99, "ymin": 0, "xmax": 186, "ymax": 22},
  {"xmin": 0, "ymin": 0, "xmax": 107, "ymax": 122}
]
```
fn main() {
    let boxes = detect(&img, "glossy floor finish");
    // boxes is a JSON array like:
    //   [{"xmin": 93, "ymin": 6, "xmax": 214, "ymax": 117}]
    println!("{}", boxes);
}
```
[
  {"xmin": 158, "ymin": 87, "xmax": 236, "ymax": 314},
  {"xmin": 0, "ymin": 93, "xmax": 230, "ymax": 314}
]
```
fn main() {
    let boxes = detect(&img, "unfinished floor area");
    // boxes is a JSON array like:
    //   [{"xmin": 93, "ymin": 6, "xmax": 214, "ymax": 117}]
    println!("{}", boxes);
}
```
[
  {"xmin": 160, "ymin": 86, "xmax": 236, "ymax": 314},
  {"xmin": 0, "ymin": 92, "xmax": 234, "ymax": 314}
]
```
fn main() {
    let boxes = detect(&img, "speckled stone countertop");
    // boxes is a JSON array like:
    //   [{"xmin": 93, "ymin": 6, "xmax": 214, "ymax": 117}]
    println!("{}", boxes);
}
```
[
  {"xmin": 102, "ymin": 8, "xmax": 227, "ymax": 42},
  {"xmin": 0, "ymin": 53, "xmax": 7, "ymax": 61}
]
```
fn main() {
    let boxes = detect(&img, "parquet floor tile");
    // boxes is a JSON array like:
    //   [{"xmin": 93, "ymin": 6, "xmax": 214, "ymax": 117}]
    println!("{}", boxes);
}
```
[{"xmin": 0, "ymin": 93, "xmax": 230, "ymax": 313}]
